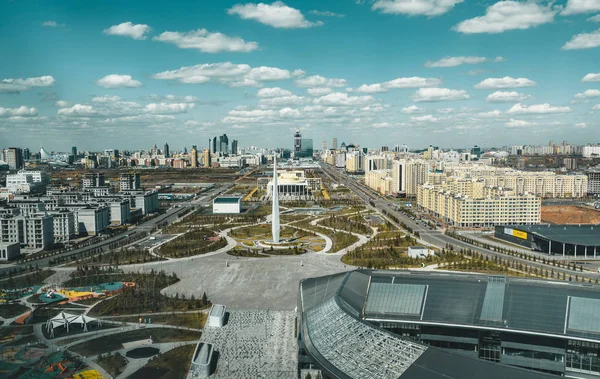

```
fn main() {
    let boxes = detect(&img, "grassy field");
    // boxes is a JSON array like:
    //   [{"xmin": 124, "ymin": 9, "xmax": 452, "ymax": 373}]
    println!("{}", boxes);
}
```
[
  {"xmin": 0, "ymin": 269, "xmax": 55, "ymax": 290},
  {"xmin": 70, "ymin": 328, "xmax": 201, "ymax": 356},
  {"xmin": 294, "ymin": 222, "xmax": 359, "ymax": 253},
  {"xmin": 157, "ymin": 228, "xmax": 227, "ymax": 258},
  {"xmin": 95, "ymin": 352, "xmax": 128, "ymax": 377},
  {"xmin": 0, "ymin": 303, "xmax": 30, "ymax": 318},
  {"xmin": 129, "ymin": 344, "xmax": 195, "ymax": 379}
]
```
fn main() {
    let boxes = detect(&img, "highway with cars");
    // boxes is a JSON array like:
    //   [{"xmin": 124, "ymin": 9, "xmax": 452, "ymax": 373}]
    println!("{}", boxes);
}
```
[{"xmin": 319, "ymin": 162, "xmax": 600, "ymax": 281}]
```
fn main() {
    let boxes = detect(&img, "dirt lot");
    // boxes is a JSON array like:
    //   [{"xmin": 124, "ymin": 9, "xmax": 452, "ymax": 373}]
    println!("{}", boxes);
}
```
[{"xmin": 541, "ymin": 205, "xmax": 600, "ymax": 224}]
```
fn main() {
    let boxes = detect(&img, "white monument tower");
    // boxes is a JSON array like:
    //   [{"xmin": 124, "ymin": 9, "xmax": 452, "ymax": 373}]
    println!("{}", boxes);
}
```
[{"xmin": 272, "ymin": 153, "xmax": 280, "ymax": 243}]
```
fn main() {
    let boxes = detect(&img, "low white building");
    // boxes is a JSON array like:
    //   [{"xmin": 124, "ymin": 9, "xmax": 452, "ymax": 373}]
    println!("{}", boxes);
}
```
[
  {"xmin": 208, "ymin": 304, "xmax": 226, "ymax": 327},
  {"xmin": 46, "ymin": 210, "xmax": 76, "ymax": 243},
  {"xmin": 213, "ymin": 196, "xmax": 241, "ymax": 214},
  {"xmin": 0, "ymin": 214, "xmax": 54, "ymax": 250},
  {"xmin": 0, "ymin": 242, "xmax": 20, "ymax": 261},
  {"xmin": 408, "ymin": 246, "xmax": 435, "ymax": 259}
]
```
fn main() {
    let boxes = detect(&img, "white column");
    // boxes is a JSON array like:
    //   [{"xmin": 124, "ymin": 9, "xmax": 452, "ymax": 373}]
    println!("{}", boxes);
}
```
[{"xmin": 271, "ymin": 155, "xmax": 280, "ymax": 243}]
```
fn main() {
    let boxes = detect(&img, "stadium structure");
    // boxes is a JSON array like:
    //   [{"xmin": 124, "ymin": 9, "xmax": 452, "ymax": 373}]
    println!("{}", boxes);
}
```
[
  {"xmin": 495, "ymin": 224, "xmax": 600, "ymax": 257},
  {"xmin": 298, "ymin": 270, "xmax": 600, "ymax": 378}
]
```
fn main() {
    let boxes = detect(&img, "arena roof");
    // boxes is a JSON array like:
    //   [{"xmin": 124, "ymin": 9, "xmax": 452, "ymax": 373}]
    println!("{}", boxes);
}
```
[
  {"xmin": 213, "ymin": 196, "xmax": 241, "ymax": 204},
  {"xmin": 299, "ymin": 270, "xmax": 600, "ymax": 379},
  {"xmin": 505, "ymin": 224, "xmax": 600, "ymax": 246}
]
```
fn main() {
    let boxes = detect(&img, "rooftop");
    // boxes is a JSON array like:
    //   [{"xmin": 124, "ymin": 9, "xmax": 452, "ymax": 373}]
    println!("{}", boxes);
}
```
[
  {"xmin": 213, "ymin": 196, "xmax": 242, "ymax": 204},
  {"xmin": 209, "ymin": 304, "xmax": 226, "ymax": 318},
  {"xmin": 192, "ymin": 342, "xmax": 213, "ymax": 366},
  {"xmin": 505, "ymin": 224, "xmax": 600, "ymax": 246},
  {"xmin": 299, "ymin": 270, "xmax": 600, "ymax": 379}
]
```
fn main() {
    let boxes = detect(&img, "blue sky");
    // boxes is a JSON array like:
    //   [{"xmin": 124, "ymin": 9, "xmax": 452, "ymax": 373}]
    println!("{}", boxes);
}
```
[{"xmin": 1, "ymin": 0, "xmax": 599, "ymax": 152}]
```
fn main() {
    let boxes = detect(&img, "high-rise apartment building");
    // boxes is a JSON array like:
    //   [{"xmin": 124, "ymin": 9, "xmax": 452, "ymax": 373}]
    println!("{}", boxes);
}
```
[
  {"xmin": 119, "ymin": 173, "xmax": 141, "ymax": 191},
  {"xmin": 4, "ymin": 148, "xmax": 24, "ymax": 170},
  {"xmin": 203, "ymin": 149, "xmax": 211, "ymax": 167},
  {"xmin": 82, "ymin": 173, "xmax": 105, "ymax": 188},
  {"xmin": 190, "ymin": 148, "xmax": 198, "ymax": 168},
  {"xmin": 345, "ymin": 151, "xmax": 365, "ymax": 174},
  {"xmin": 231, "ymin": 139, "xmax": 238, "ymax": 156},
  {"xmin": 72, "ymin": 146, "xmax": 78, "ymax": 158},
  {"xmin": 332, "ymin": 138, "xmax": 338, "ymax": 150},
  {"xmin": 294, "ymin": 129, "xmax": 302, "ymax": 155},
  {"xmin": 164, "ymin": 142, "xmax": 170, "ymax": 158}
]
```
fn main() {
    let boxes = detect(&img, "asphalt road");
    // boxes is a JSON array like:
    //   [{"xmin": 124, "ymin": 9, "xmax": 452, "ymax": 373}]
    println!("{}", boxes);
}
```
[
  {"xmin": 0, "ymin": 183, "xmax": 233, "ymax": 276},
  {"xmin": 320, "ymin": 162, "xmax": 600, "ymax": 282}
]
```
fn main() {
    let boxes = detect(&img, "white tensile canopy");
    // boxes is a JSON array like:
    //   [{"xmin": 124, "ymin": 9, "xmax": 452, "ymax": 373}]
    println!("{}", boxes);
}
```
[{"xmin": 45, "ymin": 311, "xmax": 102, "ymax": 337}]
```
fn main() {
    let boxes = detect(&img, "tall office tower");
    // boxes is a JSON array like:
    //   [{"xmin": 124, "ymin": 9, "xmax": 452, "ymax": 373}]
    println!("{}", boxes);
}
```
[
  {"xmin": 22, "ymin": 148, "xmax": 30, "ymax": 161},
  {"xmin": 271, "ymin": 154, "xmax": 280, "ymax": 243},
  {"xmin": 211, "ymin": 137, "xmax": 217, "ymax": 154},
  {"xmin": 231, "ymin": 139, "xmax": 238, "ymax": 156},
  {"xmin": 332, "ymin": 137, "xmax": 338, "ymax": 150},
  {"xmin": 219, "ymin": 134, "xmax": 229, "ymax": 154},
  {"xmin": 113, "ymin": 149, "xmax": 120, "ymax": 159},
  {"xmin": 381, "ymin": 146, "xmax": 389, "ymax": 152},
  {"xmin": 72, "ymin": 146, "xmax": 78, "ymax": 158},
  {"xmin": 300, "ymin": 139, "xmax": 313, "ymax": 157},
  {"xmin": 164, "ymin": 142, "xmax": 170, "ymax": 158},
  {"xmin": 294, "ymin": 129, "xmax": 302, "ymax": 155},
  {"xmin": 152, "ymin": 144, "xmax": 158, "ymax": 156},
  {"xmin": 203, "ymin": 149, "xmax": 211, "ymax": 167},
  {"xmin": 322, "ymin": 140, "xmax": 327, "ymax": 152},
  {"xmin": 190, "ymin": 149, "xmax": 198, "ymax": 168},
  {"xmin": 5, "ymin": 148, "xmax": 24, "ymax": 170}
]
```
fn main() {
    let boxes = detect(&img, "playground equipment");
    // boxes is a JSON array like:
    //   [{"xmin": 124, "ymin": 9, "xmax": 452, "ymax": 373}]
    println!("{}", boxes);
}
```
[{"xmin": 46, "ymin": 311, "xmax": 102, "ymax": 338}]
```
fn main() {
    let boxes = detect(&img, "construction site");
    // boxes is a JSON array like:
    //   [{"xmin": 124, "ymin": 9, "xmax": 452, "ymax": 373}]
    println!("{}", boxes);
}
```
[{"xmin": 541, "ymin": 205, "xmax": 600, "ymax": 224}]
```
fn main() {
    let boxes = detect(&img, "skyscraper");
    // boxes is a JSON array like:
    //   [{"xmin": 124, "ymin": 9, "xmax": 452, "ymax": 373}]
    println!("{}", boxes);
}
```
[
  {"xmin": 294, "ymin": 129, "xmax": 302, "ymax": 155},
  {"xmin": 22, "ymin": 148, "xmax": 30, "ymax": 161},
  {"xmin": 231, "ymin": 139, "xmax": 238, "ymax": 156},
  {"xmin": 271, "ymin": 154, "xmax": 280, "ymax": 243},
  {"xmin": 203, "ymin": 149, "xmax": 211, "ymax": 167},
  {"xmin": 211, "ymin": 137, "xmax": 217, "ymax": 154},
  {"xmin": 219, "ymin": 134, "xmax": 229, "ymax": 154},
  {"xmin": 164, "ymin": 142, "xmax": 170, "ymax": 158},
  {"xmin": 322, "ymin": 140, "xmax": 327, "ymax": 152},
  {"xmin": 72, "ymin": 146, "xmax": 77, "ymax": 158},
  {"xmin": 332, "ymin": 137, "xmax": 338, "ymax": 150},
  {"xmin": 5, "ymin": 148, "xmax": 23, "ymax": 170},
  {"xmin": 190, "ymin": 148, "xmax": 198, "ymax": 168}
]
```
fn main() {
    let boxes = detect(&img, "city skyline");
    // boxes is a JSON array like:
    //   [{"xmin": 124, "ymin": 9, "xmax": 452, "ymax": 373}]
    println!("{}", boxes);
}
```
[{"xmin": 1, "ymin": 0, "xmax": 600, "ymax": 150}]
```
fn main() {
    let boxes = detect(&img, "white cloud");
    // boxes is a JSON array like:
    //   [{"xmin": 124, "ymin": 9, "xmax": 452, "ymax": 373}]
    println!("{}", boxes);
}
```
[
  {"xmin": 372, "ymin": 0, "xmax": 464, "ymax": 17},
  {"xmin": 153, "ymin": 29, "xmax": 258, "ymax": 53},
  {"xmin": 279, "ymin": 107, "xmax": 302, "ymax": 117},
  {"xmin": 411, "ymin": 115, "xmax": 440, "ymax": 122},
  {"xmin": 55, "ymin": 100, "xmax": 71, "ymax": 108},
  {"xmin": 385, "ymin": 77, "xmax": 442, "ymax": 88},
  {"xmin": 425, "ymin": 56, "xmax": 486, "ymax": 68},
  {"xmin": 494, "ymin": 56, "xmax": 506, "ymax": 62},
  {"xmin": 354, "ymin": 84, "xmax": 388, "ymax": 93},
  {"xmin": 468, "ymin": 69, "xmax": 487, "ymax": 76},
  {"xmin": 147, "ymin": 94, "xmax": 199, "ymax": 103},
  {"xmin": 506, "ymin": 118, "xmax": 535, "ymax": 127},
  {"xmin": 563, "ymin": 29, "xmax": 600, "ymax": 50},
  {"xmin": 372, "ymin": 122, "xmax": 391, "ymax": 128},
  {"xmin": 401, "ymin": 105, "xmax": 422, "ymax": 113},
  {"xmin": 309, "ymin": 10, "xmax": 344, "ymax": 17},
  {"xmin": 57, "ymin": 104, "xmax": 99, "ymax": 117},
  {"xmin": 453, "ymin": 1, "xmax": 556, "ymax": 34},
  {"xmin": 507, "ymin": 103, "xmax": 572, "ymax": 114},
  {"xmin": 257, "ymin": 87, "xmax": 293, "ymax": 98},
  {"xmin": 228, "ymin": 1, "xmax": 322, "ymax": 28},
  {"xmin": 313, "ymin": 92, "xmax": 375, "ymax": 106},
  {"xmin": 42, "ymin": 21, "xmax": 64, "ymax": 27},
  {"xmin": 437, "ymin": 107, "xmax": 454, "ymax": 114},
  {"xmin": 575, "ymin": 89, "xmax": 600, "ymax": 98},
  {"xmin": 96, "ymin": 74, "xmax": 142, "ymax": 88},
  {"xmin": 259, "ymin": 95, "xmax": 306, "ymax": 106},
  {"xmin": 486, "ymin": 91, "xmax": 532, "ymax": 102},
  {"xmin": 583, "ymin": 73, "xmax": 600, "ymax": 82},
  {"xmin": 307, "ymin": 87, "xmax": 333, "ymax": 96},
  {"xmin": 92, "ymin": 95, "xmax": 121, "ymax": 103},
  {"xmin": 589, "ymin": 14, "xmax": 600, "ymax": 22},
  {"xmin": 593, "ymin": 104, "xmax": 600, "ymax": 110},
  {"xmin": 575, "ymin": 122, "xmax": 588, "ymax": 128},
  {"xmin": 562, "ymin": 0, "xmax": 600, "ymax": 15},
  {"xmin": 145, "ymin": 102, "xmax": 195, "ymax": 114},
  {"xmin": 295, "ymin": 75, "xmax": 347, "ymax": 88},
  {"xmin": 412, "ymin": 87, "xmax": 469, "ymax": 102},
  {"xmin": 103, "ymin": 22, "xmax": 151, "ymax": 40},
  {"xmin": 153, "ymin": 62, "xmax": 297, "ymax": 87},
  {"xmin": 478, "ymin": 110, "xmax": 502, "ymax": 117},
  {"xmin": 0, "ymin": 76, "xmax": 55, "ymax": 93},
  {"xmin": 0, "ymin": 106, "xmax": 38, "ymax": 117},
  {"xmin": 475, "ymin": 76, "xmax": 537, "ymax": 89}
]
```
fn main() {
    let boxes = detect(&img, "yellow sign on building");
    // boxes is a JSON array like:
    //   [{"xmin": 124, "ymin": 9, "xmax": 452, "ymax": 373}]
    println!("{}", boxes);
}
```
[{"xmin": 512, "ymin": 230, "xmax": 528, "ymax": 239}]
